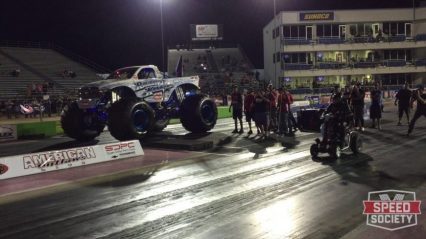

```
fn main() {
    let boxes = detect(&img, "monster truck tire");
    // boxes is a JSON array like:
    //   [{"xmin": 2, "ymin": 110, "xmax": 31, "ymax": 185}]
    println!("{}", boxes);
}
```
[
  {"xmin": 180, "ymin": 94, "xmax": 217, "ymax": 133},
  {"xmin": 108, "ymin": 99, "xmax": 154, "ymax": 141},
  {"xmin": 61, "ymin": 102, "xmax": 105, "ymax": 141},
  {"xmin": 151, "ymin": 116, "xmax": 170, "ymax": 132}
]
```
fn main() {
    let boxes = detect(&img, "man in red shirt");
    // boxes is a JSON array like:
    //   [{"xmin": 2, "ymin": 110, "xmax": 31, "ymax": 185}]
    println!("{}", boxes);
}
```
[
  {"xmin": 277, "ymin": 88, "xmax": 293, "ymax": 136},
  {"xmin": 266, "ymin": 84, "xmax": 278, "ymax": 132},
  {"xmin": 244, "ymin": 88, "xmax": 255, "ymax": 134},
  {"xmin": 229, "ymin": 85, "xmax": 244, "ymax": 133}
]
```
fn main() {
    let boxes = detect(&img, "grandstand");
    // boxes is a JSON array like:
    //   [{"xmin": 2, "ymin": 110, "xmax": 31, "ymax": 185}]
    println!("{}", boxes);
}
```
[
  {"xmin": 0, "ymin": 43, "xmax": 107, "ymax": 100},
  {"xmin": 167, "ymin": 46, "xmax": 258, "ymax": 94}
]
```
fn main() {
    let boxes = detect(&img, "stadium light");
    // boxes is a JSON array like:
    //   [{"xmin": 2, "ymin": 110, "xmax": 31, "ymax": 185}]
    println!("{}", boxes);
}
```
[
  {"xmin": 160, "ymin": 0, "xmax": 165, "ymax": 77},
  {"xmin": 273, "ymin": 0, "xmax": 277, "ymax": 87}
]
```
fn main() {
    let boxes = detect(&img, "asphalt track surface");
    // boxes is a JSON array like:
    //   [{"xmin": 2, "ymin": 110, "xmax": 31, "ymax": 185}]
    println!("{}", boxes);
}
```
[{"xmin": 1, "ymin": 106, "xmax": 426, "ymax": 239}]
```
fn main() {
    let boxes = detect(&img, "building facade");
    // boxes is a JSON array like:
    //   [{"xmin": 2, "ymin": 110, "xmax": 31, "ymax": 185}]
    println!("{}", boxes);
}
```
[{"xmin": 263, "ymin": 7, "xmax": 426, "ymax": 89}]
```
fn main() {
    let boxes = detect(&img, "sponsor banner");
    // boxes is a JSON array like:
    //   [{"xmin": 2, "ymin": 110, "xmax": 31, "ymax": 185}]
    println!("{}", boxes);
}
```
[
  {"xmin": 0, "ymin": 124, "xmax": 17, "ymax": 142},
  {"xmin": 0, "ymin": 140, "xmax": 143, "ymax": 180},
  {"xmin": 103, "ymin": 141, "xmax": 144, "ymax": 160},
  {"xmin": 300, "ymin": 12, "xmax": 334, "ymax": 21},
  {"xmin": 363, "ymin": 190, "xmax": 422, "ymax": 231},
  {"xmin": 196, "ymin": 24, "xmax": 218, "ymax": 38}
]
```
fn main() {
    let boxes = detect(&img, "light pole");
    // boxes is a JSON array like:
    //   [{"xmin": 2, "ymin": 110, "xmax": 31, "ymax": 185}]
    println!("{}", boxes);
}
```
[
  {"xmin": 273, "ymin": 0, "xmax": 277, "ymax": 87},
  {"xmin": 160, "ymin": 0, "xmax": 165, "ymax": 77}
]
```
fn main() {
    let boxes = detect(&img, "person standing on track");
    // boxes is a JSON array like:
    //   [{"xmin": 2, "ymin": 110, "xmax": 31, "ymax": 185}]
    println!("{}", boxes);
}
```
[
  {"xmin": 370, "ymin": 83, "xmax": 382, "ymax": 130},
  {"xmin": 407, "ymin": 85, "xmax": 426, "ymax": 136},
  {"xmin": 351, "ymin": 83, "xmax": 365, "ymax": 131},
  {"xmin": 229, "ymin": 85, "xmax": 244, "ymax": 134},
  {"xmin": 277, "ymin": 87, "xmax": 293, "ymax": 136},
  {"xmin": 244, "ymin": 88, "xmax": 255, "ymax": 135},
  {"xmin": 395, "ymin": 82, "xmax": 412, "ymax": 126},
  {"xmin": 266, "ymin": 84, "xmax": 278, "ymax": 133},
  {"xmin": 254, "ymin": 89, "xmax": 270, "ymax": 139}
]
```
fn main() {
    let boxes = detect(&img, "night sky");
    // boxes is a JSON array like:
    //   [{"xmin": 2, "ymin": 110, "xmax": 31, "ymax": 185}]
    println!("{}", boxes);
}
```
[{"xmin": 0, "ymin": 0, "xmax": 413, "ymax": 71}]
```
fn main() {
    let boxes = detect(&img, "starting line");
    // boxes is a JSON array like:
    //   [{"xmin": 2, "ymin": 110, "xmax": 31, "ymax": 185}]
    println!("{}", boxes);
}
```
[{"xmin": 0, "ymin": 140, "xmax": 144, "ymax": 180}]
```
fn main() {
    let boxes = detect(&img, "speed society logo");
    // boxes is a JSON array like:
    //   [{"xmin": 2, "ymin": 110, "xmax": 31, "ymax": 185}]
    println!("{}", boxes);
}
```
[{"xmin": 363, "ymin": 190, "xmax": 421, "ymax": 231}]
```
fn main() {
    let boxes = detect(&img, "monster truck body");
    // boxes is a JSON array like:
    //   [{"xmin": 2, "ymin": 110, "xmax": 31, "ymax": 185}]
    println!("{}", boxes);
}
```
[{"xmin": 61, "ymin": 65, "xmax": 217, "ymax": 141}]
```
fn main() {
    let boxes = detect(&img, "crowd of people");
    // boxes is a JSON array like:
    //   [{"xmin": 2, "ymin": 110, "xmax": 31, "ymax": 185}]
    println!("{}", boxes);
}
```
[
  {"xmin": 229, "ymin": 84, "xmax": 298, "ymax": 139},
  {"xmin": 228, "ymin": 81, "xmax": 426, "ymax": 140},
  {"xmin": 0, "ymin": 96, "xmax": 73, "ymax": 119}
]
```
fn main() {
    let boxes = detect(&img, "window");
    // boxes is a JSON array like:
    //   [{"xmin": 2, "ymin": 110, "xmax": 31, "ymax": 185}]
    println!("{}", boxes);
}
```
[
  {"xmin": 283, "ymin": 26, "xmax": 290, "ymax": 38},
  {"xmin": 324, "ymin": 24, "xmax": 331, "ymax": 37},
  {"xmin": 349, "ymin": 24, "xmax": 357, "ymax": 36},
  {"xmin": 332, "ymin": 24, "xmax": 339, "ymax": 37},
  {"xmin": 397, "ymin": 22, "xmax": 405, "ymax": 35},
  {"xmin": 383, "ymin": 22, "xmax": 390, "ymax": 35},
  {"xmin": 299, "ymin": 25, "xmax": 306, "ymax": 38},
  {"xmin": 365, "ymin": 24, "xmax": 373, "ymax": 36},
  {"xmin": 357, "ymin": 23, "xmax": 364, "ymax": 36},
  {"xmin": 138, "ymin": 68, "xmax": 156, "ymax": 79},
  {"xmin": 291, "ymin": 25, "xmax": 298, "ymax": 38},
  {"xmin": 390, "ymin": 23, "xmax": 397, "ymax": 36},
  {"xmin": 317, "ymin": 25, "xmax": 324, "ymax": 37},
  {"xmin": 299, "ymin": 53, "xmax": 307, "ymax": 63}
]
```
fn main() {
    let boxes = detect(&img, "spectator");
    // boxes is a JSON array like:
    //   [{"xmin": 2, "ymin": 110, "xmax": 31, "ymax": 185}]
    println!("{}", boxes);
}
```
[
  {"xmin": 351, "ymin": 83, "xmax": 365, "ymax": 131},
  {"xmin": 407, "ymin": 85, "xmax": 426, "ymax": 136},
  {"xmin": 254, "ymin": 89, "xmax": 270, "ymax": 139},
  {"xmin": 277, "ymin": 88, "xmax": 293, "ymax": 136},
  {"xmin": 6, "ymin": 100, "xmax": 13, "ymax": 119},
  {"xmin": 395, "ymin": 82, "xmax": 412, "ymax": 126},
  {"xmin": 244, "ymin": 88, "xmax": 255, "ymax": 135},
  {"xmin": 11, "ymin": 69, "xmax": 21, "ymax": 77},
  {"xmin": 370, "ymin": 83, "xmax": 382, "ymax": 130},
  {"xmin": 229, "ymin": 85, "xmax": 243, "ymax": 134},
  {"xmin": 266, "ymin": 84, "xmax": 278, "ymax": 132}
]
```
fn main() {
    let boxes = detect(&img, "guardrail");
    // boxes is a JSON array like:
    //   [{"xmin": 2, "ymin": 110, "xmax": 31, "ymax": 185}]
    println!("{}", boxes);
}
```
[
  {"xmin": 283, "ymin": 59, "xmax": 426, "ymax": 70},
  {"xmin": 282, "ymin": 34, "xmax": 425, "ymax": 46}
]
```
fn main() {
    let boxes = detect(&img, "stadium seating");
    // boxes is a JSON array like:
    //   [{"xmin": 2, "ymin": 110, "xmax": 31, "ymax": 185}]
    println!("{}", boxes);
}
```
[{"xmin": 0, "ymin": 47, "xmax": 102, "ymax": 100}]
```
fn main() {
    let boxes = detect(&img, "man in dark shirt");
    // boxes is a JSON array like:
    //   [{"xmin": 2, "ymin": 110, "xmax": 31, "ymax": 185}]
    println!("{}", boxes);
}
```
[
  {"xmin": 244, "ymin": 89, "xmax": 255, "ymax": 135},
  {"xmin": 350, "ymin": 83, "xmax": 365, "ymax": 131},
  {"xmin": 407, "ymin": 85, "xmax": 426, "ymax": 136},
  {"xmin": 395, "ymin": 82, "xmax": 412, "ymax": 126},
  {"xmin": 254, "ymin": 89, "xmax": 270, "ymax": 138},
  {"xmin": 229, "ymin": 85, "xmax": 243, "ymax": 133}
]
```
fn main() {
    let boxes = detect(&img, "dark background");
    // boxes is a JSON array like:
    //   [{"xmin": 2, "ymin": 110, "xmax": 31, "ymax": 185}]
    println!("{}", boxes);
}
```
[{"xmin": 0, "ymin": 0, "xmax": 413, "ymax": 71}]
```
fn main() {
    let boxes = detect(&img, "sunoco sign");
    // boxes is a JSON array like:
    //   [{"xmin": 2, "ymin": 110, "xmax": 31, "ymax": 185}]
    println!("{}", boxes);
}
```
[
  {"xmin": 363, "ymin": 190, "xmax": 421, "ymax": 231},
  {"xmin": 300, "ymin": 12, "xmax": 334, "ymax": 21}
]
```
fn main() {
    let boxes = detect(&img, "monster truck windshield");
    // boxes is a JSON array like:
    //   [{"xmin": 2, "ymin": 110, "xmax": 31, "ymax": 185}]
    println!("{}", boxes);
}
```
[{"xmin": 107, "ymin": 67, "xmax": 139, "ymax": 80}]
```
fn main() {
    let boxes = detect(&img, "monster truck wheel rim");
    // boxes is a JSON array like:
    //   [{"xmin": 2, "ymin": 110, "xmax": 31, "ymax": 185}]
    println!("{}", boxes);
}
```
[
  {"xmin": 201, "ymin": 101, "xmax": 215, "ymax": 124},
  {"xmin": 132, "ymin": 109, "xmax": 149, "ymax": 132}
]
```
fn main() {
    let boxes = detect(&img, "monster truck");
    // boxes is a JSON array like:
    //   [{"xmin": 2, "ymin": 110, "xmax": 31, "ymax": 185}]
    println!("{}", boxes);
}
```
[{"xmin": 61, "ymin": 65, "xmax": 217, "ymax": 141}]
